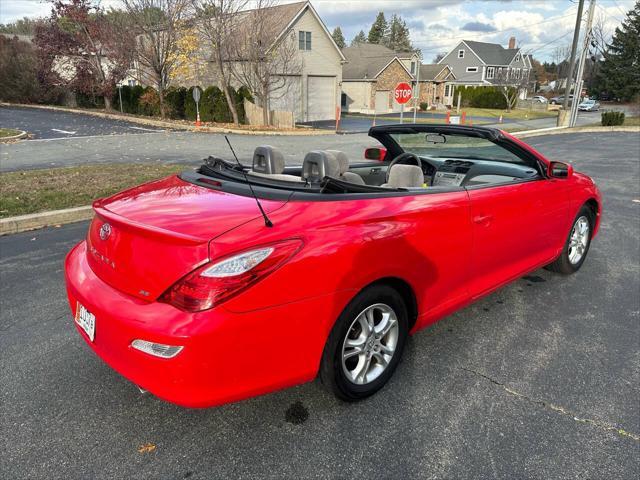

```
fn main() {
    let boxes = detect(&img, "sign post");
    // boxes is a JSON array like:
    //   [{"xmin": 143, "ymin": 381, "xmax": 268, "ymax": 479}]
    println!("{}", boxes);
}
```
[
  {"xmin": 192, "ymin": 86, "xmax": 202, "ymax": 127},
  {"xmin": 394, "ymin": 82, "xmax": 412, "ymax": 124}
]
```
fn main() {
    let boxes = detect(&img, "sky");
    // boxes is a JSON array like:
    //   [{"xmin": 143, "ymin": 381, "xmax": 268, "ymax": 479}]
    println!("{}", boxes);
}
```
[{"xmin": 0, "ymin": 0, "xmax": 635, "ymax": 62}]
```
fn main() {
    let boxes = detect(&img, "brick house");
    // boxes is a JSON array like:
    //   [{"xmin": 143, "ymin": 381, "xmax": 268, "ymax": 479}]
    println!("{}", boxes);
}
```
[{"xmin": 340, "ymin": 43, "xmax": 456, "ymax": 114}]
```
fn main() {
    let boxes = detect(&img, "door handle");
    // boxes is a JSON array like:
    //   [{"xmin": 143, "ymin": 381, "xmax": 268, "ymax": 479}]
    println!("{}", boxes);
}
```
[
  {"xmin": 473, "ymin": 214, "xmax": 493, "ymax": 225},
  {"xmin": 370, "ymin": 167, "xmax": 382, "ymax": 173}
]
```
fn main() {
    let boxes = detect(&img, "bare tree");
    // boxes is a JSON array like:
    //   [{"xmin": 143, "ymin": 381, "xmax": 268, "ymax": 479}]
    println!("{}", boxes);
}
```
[
  {"xmin": 493, "ymin": 67, "xmax": 531, "ymax": 111},
  {"xmin": 191, "ymin": 0, "xmax": 249, "ymax": 125},
  {"xmin": 228, "ymin": 0, "xmax": 302, "ymax": 125},
  {"xmin": 122, "ymin": 0, "xmax": 188, "ymax": 118}
]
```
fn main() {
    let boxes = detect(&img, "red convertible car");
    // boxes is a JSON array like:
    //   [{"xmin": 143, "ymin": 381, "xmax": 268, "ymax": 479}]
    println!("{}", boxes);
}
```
[{"xmin": 64, "ymin": 125, "xmax": 601, "ymax": 407}]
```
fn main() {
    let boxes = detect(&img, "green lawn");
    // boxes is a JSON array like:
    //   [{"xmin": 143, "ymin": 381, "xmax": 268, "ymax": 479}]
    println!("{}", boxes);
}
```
[
  {"xmin": 0, "ymin": 163, "xmax": 186, "ymax": 218},
  {"xmin": 0, "ymin": 128, "xmax": 23, "ymax": 138}
]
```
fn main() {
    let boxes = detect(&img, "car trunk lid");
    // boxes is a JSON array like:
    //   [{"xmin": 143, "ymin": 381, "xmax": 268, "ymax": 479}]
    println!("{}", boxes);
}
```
[{"xmin": 86, "ymin": 175, "xmax": 287, "ymax": 301}]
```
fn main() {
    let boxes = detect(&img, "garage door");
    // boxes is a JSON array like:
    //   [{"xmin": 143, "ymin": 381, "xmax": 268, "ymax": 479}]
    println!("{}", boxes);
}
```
[
  {"xmin": 270, "ymin": 76, "xmax": 302, "ymax": 122},
  {"xmin": 307, "ymin": 76, "xmax": 335, "ymax": 122},
  {"xmin": 375, "ymin": 91, "xmax": 389, "ymax": 114}
]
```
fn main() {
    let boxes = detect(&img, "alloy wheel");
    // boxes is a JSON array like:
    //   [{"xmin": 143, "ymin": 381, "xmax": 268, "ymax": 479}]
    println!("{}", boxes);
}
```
[
  {"xmin": 341, "ymin": 303, "xmax": 399, "ymax": 385},
  {"xmin": 568, "ymin": 215, "xmax": 590, "ymax": 264}
]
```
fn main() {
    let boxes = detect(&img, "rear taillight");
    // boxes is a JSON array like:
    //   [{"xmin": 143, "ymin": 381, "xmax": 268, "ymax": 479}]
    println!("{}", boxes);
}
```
[{"xmin": 160, "ymin": 239, "xmax": 303, "ymax": 312}]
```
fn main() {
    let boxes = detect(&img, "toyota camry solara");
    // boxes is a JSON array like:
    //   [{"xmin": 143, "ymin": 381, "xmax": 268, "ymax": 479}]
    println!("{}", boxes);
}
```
[{"xmin": 64, "ymin": 125, "xmax": 602, "ymax": 407}]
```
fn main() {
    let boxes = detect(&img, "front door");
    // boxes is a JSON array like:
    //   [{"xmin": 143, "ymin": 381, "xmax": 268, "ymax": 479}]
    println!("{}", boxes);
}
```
[{"xmin": 467, "ymin": 173, "xmax": 571, "ymax": 298}]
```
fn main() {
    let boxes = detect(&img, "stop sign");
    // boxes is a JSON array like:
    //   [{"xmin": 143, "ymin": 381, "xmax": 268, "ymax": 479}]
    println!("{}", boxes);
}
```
[{"xmin": 394, "ymin": 82, "xmax": 413, "ymax": 104}]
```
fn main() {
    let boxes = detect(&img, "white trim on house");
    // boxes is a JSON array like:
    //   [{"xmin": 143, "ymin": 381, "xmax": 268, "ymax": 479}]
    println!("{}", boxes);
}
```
[
  {"xmin": 374, "ymin": 57, "xmax": 413, "ymax": 78},
  {"xmin": 466, "ymin": 66, "xmax": 478, "ymax": 73}
]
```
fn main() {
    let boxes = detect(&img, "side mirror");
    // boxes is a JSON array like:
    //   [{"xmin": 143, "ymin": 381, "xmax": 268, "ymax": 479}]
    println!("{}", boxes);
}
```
[
  {"xmin": 548, "ymin": 161, "xmax": 573, "ymax": 179},
  {"xmin": 364, "ymin": 147, "xmax": 387, "ymax": 162}
]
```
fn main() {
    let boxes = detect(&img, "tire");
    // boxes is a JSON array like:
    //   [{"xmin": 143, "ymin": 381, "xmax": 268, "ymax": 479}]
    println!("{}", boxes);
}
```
[
  {"xmin": 545, "ymin": 205, "xmax": 594, "ymax": 274},
  {"xmin": 320, "ymin": 285, "xmax": 408, "ymax": 401}
]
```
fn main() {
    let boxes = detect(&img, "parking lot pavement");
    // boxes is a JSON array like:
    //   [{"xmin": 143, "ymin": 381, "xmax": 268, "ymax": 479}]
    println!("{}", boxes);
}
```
[
  {"xmin": 1, "ymin": 132, "xmax": 639, "ymax": 479},
  {"xmin": 0, "ymin": 128, "xmax": 374, "ymax": 172},
  {"xmin": 0, "ymin": 105, "xmax": 166, "ymax": 139}
]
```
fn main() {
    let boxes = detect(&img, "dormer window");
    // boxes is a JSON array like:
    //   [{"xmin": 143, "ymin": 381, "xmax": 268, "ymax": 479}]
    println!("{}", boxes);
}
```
[
  {"xmin": 410, "ymin": 61, "xmax": 416, "ymax": 74},
  {"xmin": 458, "ymin": 49, "xmax": 465, "ymax": 58}
]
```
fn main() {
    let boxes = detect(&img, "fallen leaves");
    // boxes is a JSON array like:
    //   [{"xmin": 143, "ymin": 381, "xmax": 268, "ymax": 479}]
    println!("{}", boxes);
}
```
[{"xmin": 137, "ymin": 443, "xmax": 157, "ymax": 454}]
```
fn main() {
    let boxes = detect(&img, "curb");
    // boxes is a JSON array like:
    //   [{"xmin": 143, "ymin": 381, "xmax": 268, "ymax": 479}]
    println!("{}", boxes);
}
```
[
  {"xmin": 0, "ymin": 103, "xmax": 335, "ymax": 136},
  {"xmin": 0, "ymin": 206, "xmax": 93, "ymax": 236},
  {"xmin": 513, "ymin": 125, "xmax": 640, "ymax": 138},
  {"xmin": 0, "ymin": 129, "xmax": 28, "ymax": 142}
]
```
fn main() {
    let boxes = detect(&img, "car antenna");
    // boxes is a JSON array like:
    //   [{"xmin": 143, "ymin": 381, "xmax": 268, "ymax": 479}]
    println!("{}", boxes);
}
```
[{"xmin": 224, "ymin": 135, "xmax": 273, "ymax": 228}]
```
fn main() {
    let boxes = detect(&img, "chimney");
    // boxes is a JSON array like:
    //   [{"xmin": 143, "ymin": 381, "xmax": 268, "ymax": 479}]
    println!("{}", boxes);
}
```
[{"xmin": 508, "ymin": 36, "xmax": 516, "ymax": 49}]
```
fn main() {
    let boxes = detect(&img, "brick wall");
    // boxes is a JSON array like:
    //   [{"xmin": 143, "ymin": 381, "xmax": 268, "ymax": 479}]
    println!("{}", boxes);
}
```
[{"xmin": 371, "ymin": 59, "xmax": 413, "ymax": 110}]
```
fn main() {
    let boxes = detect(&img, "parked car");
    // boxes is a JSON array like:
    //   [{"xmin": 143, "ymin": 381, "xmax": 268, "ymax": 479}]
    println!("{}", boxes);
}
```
[
  {"xmin": 65, "ymin": 125, "xmax": 602, "ymax": 408},
  {"xmin": 532, "ymin": 95, "xmax": 548, "ymax": 103},
  {"xmin": 578, "ymin": 99, "xmax": 600, "ymax": 111},
  {"xmin": 550, "ymin": 94, "xmax": 574, "ymax": 105}
]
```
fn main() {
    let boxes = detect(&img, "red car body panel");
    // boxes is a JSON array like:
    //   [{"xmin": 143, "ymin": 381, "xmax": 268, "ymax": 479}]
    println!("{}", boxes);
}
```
[{"xmin": 64, "ymin": 128, "xmax": 602, "ymax": 407}]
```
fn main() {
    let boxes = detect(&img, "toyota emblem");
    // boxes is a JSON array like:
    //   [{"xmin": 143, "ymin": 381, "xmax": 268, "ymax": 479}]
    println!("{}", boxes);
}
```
[{"xmin": 99, "ymin": 223, "xmax": 112, "ymax": 240}]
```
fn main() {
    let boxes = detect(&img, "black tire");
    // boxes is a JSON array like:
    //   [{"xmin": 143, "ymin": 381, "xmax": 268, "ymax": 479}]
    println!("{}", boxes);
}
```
[
  {"xmin": 545, "ymin": 205, "xmax": 595, "ymax": 274},
  {"xmin": 320, "ymin": 284, "xmax": 408, "ymax": 401}
]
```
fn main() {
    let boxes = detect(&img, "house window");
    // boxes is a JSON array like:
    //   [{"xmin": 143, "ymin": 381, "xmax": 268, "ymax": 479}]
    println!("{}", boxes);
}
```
[
  {"xmin": 458, "ymin": 49, "xmax": 465, "ymax": 58},
  {"xmin": 299, "ymin": 31, "xmax": 311, "ymax": 50},
  {"xmin": 515, "ymin": 53, "xmax": 520, "ymax": 62},
  {"xmin": 410, "ymin": 61, "xmax": 416, "ymax": 74},
  {"xmin": 445, "ymin": 84, "xmax": 451, "ymax": 97},
  {"xmin": 127, "ymin": 80, "xmax": 136, "ymax": 87},
  {"xmin": 466, "ymin": 66, "xmax": 478, "ymax": 73},
  {"xmin": 515, "ymin": 68, "xmax": 521, "ymax": 78},
  {"xmin": 487, "ymin": 67, "xmax": 495, "ymax": 79}
]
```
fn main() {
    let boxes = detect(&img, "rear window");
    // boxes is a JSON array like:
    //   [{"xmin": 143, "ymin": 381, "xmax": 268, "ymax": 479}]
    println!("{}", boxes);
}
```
[{"xmin": 391, "ymin": 132, "xmax": 525, "ymax": 165}]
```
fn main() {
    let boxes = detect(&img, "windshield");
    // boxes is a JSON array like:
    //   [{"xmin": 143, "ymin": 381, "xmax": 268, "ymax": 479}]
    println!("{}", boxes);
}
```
[{"xmin": 390, "ymin": 132, "xmax": 526, "ymax": 165}]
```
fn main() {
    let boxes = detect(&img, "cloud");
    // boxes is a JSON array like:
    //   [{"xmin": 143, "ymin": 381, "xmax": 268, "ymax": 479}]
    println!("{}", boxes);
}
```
[{"xmin": 461, "ymin": 21, "xmax": 497, "ymax": 32}]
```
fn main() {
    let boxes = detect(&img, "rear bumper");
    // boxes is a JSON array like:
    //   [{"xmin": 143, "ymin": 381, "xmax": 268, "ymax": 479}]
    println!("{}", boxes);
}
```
[{"xmin": 64, "ymin": 241, "xmax": 353, "ymax": 407}]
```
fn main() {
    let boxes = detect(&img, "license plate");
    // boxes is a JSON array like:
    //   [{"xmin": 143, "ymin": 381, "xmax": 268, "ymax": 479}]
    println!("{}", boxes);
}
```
[{"xmin": 75, "ymin": 302, "xmax": 95, "ymax": 342}]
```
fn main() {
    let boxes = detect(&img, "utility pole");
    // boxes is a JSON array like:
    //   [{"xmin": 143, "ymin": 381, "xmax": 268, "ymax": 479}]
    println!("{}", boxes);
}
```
[
  {"xmin": 559, "ymin": 0, "xmax": 585, "ymax": 126},
  {"xmin": 413, "ymin": 54, "xmax": 421, "ymax": 123},
  {"xmin": 570, "ymin": 0, "xmax": 596, "ymax": 127}
]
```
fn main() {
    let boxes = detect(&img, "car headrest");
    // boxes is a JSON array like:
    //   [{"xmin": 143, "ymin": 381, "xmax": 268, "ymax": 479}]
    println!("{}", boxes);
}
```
[
  {"xmin": 386, "ymin": 164, "xmax": 424, "ymax": 188},
  {"xmin": 301, "ymin": 151, "xmax": 340, "ymax": 182},
  {"xmin": 326, "ymin": 150, "xmax": 349, "ymax": 174},
  {"xmin": 252, "ymin": 146, "xmax": 285, "ymax": 174}
]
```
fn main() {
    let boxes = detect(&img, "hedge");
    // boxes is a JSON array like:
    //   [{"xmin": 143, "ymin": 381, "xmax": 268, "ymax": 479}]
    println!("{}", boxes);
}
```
[
  {"xmin": 108, "ymin": 84, "xmax": 253, "ymax": 123},
  {"xmin": 457, "ymin": 86, "xmax": 513, "ymax": 109},
  {"xmin": 601, "ymin": 111, "xmax": 625, "ymax": 126}
]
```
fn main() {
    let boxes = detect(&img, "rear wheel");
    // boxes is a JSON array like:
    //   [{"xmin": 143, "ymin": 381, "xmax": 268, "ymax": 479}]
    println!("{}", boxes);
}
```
[
  {"xmin": 320, "ymin": 285, "xmax": 408, "ymax": 401},
  {"xmin": 546, "ymin": 205, "xmax": 594, "ymax": 274}
]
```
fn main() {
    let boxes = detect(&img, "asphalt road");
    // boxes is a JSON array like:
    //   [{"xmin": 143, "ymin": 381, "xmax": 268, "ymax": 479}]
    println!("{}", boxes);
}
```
[
  {"xmin": 1, "ymin": 132, "xmax": 639, "ymax": 479},
  {"xmin": 0, "ymin": 105, "xmax": 166, "ymax": 139}
]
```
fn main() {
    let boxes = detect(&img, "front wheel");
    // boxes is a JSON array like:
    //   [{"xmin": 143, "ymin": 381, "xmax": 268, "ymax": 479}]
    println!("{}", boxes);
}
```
[
  {"xmin": 320, "ymin": 285, "xmax": 408, "ymax": 401},
  {"xmin": 545, "ymin": 205, "xmax": 594, "ymax": 274}
]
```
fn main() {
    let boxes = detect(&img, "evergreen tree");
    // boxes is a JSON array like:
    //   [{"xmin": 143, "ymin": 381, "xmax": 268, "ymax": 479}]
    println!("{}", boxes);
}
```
[
  {"xmin": 351, "ymin": 30, "xmax": 367, "ymax": 46},
  {"xmin": 386, "ymin": 14, "xmax": 412, "ymax": 51},
  {"xmin": 596, "ymin": 0, "xmax": 639, "ymax": 101},
  {"xmin": 368, "ymin": 12, "xmax": 387, "ymax": 44},
  {"xmin": 331, "ymin": 26, "xmax": 345, "ymax": 49}
]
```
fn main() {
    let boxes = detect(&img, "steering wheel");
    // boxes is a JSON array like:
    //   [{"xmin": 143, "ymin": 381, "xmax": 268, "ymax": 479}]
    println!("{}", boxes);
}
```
[{"xmin": 385, "ymin": 152, "xmax": 422, "ymax": 182}]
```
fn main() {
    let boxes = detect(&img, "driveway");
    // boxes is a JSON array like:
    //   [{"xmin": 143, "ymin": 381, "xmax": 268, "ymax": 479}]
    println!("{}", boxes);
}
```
[
  {"xmin": 0, "ymin": 105, "xmax": 166, "ymax": 139},
  {"xmin": 1, "ymin": 132, "xmax": 638, "ymax": 479}
]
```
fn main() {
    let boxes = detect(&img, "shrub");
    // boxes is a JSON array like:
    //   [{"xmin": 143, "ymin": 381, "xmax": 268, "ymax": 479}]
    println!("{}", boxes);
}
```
[
  {"xmin": 601, "ymin": 111, "xmax": 625, "ymax": 126},
  {"xmin": 235, "ymin": 86, "xmax": 253, "ymax": 124},
  {"xmin": 138, "ymin": 86, "xmax": 160, "ymax": 116},
  {"xmin": 199, "ymin": 86, "xmax": 222, "ymax": 122},
  {"xmin": 165, "ymin": 86, "xmax": 187, "ymax": 119},
  {"xmin": 76, "ymin": 91, "xmax": 105, "ymax": 108},
  {"xmin": 214, "ymin": 87, "xmax": 233, "ymax": 123},
  {"xmin": 420, "ymin": 102, "xmax": 429, "ymax": 111},
  {"xmin": 184, "ymin": 86, "xmax": 201, "ymax": 120},
  {"xmin": 457, "ymin": 86, "xmax": 510, "ymax": 109},
  {"xmin": 111, "ymin": 85, "xmax": 145, "ymax": 114}
]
